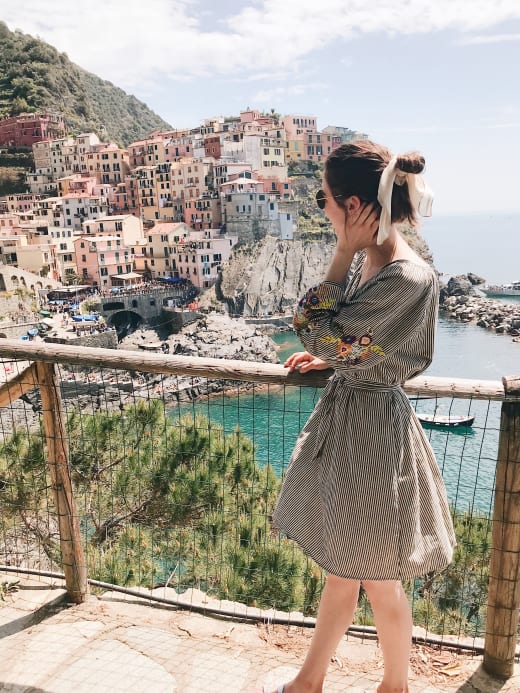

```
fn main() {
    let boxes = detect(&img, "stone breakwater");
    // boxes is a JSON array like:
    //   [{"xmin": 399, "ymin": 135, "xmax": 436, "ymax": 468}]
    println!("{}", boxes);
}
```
[{"xmin": 440, "ymin": 275, "xmax": 520, "ymax": 342}]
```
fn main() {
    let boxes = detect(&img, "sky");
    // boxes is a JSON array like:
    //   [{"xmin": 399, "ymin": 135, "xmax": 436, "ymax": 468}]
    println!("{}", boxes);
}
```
[{"xmin": 3, "ymin": 0, "xmax": 520, "ymax": 216}]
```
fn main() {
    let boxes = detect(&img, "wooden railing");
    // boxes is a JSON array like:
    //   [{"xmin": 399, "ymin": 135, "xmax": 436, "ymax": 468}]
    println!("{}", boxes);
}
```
[{"xmin": 0, "ymin": 338, "xmax": 518, "ymax": 679}]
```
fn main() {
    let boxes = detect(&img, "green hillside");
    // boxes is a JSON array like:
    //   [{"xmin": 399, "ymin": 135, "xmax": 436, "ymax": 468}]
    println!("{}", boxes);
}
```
[{"xmin": 0, "ymin": 21, "xmax": 172, "ymax": 146}]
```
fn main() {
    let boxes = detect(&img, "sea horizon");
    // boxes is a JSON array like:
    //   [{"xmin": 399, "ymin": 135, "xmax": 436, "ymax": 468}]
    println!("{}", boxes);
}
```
[{"xmin": 421, "ymin": 211, "xmax": 519, "ymax": 285}]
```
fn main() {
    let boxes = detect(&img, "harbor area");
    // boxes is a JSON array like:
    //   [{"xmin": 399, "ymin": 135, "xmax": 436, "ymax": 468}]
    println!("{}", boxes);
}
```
[{"xmin": 0, "ymin": 571, "xmax": 518, "ymax": 693}]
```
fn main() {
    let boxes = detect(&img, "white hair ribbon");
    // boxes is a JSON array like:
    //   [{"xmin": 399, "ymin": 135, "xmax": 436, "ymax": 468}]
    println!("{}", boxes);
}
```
[{"xmin": 376, "ymin": 156, "xmax": 434, "ymax": 245}]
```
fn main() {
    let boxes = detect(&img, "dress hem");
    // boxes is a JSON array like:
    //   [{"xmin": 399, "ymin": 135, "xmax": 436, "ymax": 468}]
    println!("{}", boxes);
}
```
[{"xmin": 273, "ymin": 524, "xmax": 456, "ymax": 582}]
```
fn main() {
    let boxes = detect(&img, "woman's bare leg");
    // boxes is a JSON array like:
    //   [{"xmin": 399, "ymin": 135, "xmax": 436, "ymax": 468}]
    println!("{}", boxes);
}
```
[
  {"xmin": 265, "ymin": 574, "xmax": 360, "ymax": 693},
  {"xmin": 362, "ymin": 580, "xmax": 413, "ymax": 693}
]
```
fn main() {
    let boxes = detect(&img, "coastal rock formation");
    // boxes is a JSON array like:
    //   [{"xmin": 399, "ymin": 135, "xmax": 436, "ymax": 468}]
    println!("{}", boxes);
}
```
[
  {"xmin": 440, "ymin": 274, "xmax": 520, "ymax": 339},
  {"xmin": 120, "ymin": 312, "xmax": 279, "ymax": 363},
  {"xmin": 216, "ymin": 236, "xmax": 335, "ymax": 317},
  {"xmin": 440, "ymin": 275, "xmax": 481, "ymax": 300},
  {"xmin": 116, "ymin": 313, "xmax": 280, "ymax": 404},
  {"xmin": 214, "ymin": 224, "xmax": 432, "ymax": 318}
]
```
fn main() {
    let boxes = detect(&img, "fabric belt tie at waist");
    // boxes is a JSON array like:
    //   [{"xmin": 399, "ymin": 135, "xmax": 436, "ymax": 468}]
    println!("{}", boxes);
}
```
[{"xmin": 336, "ymin": 376, "xmax": 402, "ymax": 392}]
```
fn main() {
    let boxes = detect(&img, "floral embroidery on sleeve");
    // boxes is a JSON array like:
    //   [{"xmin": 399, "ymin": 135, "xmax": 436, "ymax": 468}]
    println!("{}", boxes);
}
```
[
  {"xmin": 320, "ymin": 331, "xmax": 385, "ymax": 365},
  {"xmin": 293, "ymin": 283, "xmax": 344, "ymax": 332}
]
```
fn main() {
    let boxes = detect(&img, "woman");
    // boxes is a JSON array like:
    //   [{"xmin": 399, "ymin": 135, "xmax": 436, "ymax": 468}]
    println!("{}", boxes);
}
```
[{"xmin": 263, "ymin": 141, "xmax": 456, "ymax": 693}]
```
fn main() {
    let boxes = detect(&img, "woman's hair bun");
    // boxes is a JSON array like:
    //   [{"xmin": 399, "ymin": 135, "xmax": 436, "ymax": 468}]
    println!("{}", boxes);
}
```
[{"xmin": 396, "ymin": 152, "xmax": 425, "ymax": 175}]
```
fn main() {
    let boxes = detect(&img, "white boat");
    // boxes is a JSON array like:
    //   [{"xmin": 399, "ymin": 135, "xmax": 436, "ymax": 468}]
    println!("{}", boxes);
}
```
[
  {"xmin": 416, "ymin": 413, "xmax": 475, "ymax": 429},
  {"xmin": 482, "ymin": 281, "xmax": 520, "ymax": 297}
]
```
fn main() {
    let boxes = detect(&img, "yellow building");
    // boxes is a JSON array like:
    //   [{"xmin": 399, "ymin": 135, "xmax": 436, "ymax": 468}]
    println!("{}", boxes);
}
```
[
  {"xmin": 86, "ymin": 145, "xmax": 130, "ymax": 185},
  {"xmin": 0, "ymin": 235, "xmax": 59, "ymax": 281},
  {"xmin": 127, "ymin": 137, "xmax": 167, "ymax": 168},
  {"xmin": 135, "ymin": 159, "xmax": 215, "ymax": 226}
]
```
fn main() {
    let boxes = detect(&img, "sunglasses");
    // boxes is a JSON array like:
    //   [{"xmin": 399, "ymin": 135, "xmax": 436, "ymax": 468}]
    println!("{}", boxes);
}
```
[
  {"xmin": 315, "ymin": 189, "xmax": 344, "ymax": 210},
  {"xmin": 316, "ymin": 189, "xmax": 370, "ymax": 210}
]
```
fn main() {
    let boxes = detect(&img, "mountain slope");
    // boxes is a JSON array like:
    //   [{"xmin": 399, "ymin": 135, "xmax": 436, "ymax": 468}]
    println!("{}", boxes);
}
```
[{"xmin": 0, "ymin": 21, "xmax": 172, "ymax": 146}]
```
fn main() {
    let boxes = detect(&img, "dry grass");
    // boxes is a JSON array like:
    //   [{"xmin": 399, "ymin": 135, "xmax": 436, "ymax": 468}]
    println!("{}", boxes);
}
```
[{"xmin": 256, "ymin": 623, "xmax": 471, "ymax": 685}]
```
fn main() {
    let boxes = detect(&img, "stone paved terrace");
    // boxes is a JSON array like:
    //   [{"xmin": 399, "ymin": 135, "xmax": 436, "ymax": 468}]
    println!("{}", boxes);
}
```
[{"xmin": 0, "ymin": 571, "xmax": 519, "ymax": 693}]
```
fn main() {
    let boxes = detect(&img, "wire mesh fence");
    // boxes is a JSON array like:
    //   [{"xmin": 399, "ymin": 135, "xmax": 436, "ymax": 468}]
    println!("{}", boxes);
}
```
[{"xmin": 0, "ymin": 353, "xmax": 517, "ymax": 662}]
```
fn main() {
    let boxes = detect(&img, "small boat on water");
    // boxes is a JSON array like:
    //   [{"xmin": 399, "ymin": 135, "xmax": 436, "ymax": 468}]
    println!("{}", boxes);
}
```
[
  {"xmin": 482, "ymin": 281, "xmax": 520, "ymax": 298},
  {"xmin": 416, "ymin": 413, "xmax": 475, "ymax": 429}
]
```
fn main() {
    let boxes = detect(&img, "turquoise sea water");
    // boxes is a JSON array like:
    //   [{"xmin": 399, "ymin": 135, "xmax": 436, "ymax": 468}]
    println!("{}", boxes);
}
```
[{"xmin": 173, "ymin": 317, "xmax": 518, "ymax": 514}]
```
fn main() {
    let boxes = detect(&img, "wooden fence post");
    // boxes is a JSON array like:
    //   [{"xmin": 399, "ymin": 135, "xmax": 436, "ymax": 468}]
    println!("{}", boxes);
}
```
[
  {"xmin": 36, "ymin": 361, "xmax": 88, "ymax": 603},
  {"xmin": 483, "ymin": 375, "xmax": 520, "ymax": 678}
]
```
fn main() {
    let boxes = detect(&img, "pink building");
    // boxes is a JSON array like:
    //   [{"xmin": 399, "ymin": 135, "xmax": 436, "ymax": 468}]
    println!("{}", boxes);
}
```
[
  {"xmin": 0, "ymin": 193, "xmax": 43, "ymax": 213},
  {"xmin": 164, "ymin": 228, "xmax": 238, "ymax": 289},
  {"xmin": 184, "ymin": 194, "xmax": 221, "ymax": 231},
  {"xmin": 0, "ymin": 113, "xmax": 65, "ymax": 148},
  {"xmin": 204, "ymin": 135, "xmax": 222, "ymax": 159},
  {"xmin": 164, "ymin": 135, "xmax": 193, "ymax": 161},
  {"xmin": 74, "ymin": 235, "xmax": 135, "ymax": 288},
  {"xmin": 281, "ymin": 115, "xmax": 318, "ymax": 139},
  {"xmin": 57, "ymin": 175, "xmax": 98, "ymax": 197},
  {"xmin": 257, "ymin": 176, "xmax": 292, "ymax": 200}
]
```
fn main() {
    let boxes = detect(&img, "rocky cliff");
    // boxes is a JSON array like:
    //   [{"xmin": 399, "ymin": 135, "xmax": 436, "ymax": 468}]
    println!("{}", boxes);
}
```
[
  {"xmin": 214, "ymin": 224, "xmax": 432, "ymax": 318},
  {"xmin": 216, "ymin": 236, "xmax": 335, "ymax": 317}
]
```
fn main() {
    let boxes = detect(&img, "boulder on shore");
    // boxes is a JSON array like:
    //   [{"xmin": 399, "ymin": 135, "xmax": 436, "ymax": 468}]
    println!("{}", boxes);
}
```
[{"xmin": 439, "ymin": 273, "xmax": 520, "ymax": 341}]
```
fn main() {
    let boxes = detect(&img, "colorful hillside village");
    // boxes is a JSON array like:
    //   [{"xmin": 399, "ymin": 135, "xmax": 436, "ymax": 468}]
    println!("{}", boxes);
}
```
[{"xmin": 0, "ymin": 109, "xmax": 366, "ymax": 292}]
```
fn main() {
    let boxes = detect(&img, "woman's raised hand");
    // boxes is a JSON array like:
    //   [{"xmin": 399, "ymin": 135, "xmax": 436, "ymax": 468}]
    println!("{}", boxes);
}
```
[
  {"xmin": 284, "ymin": 351, "xmax": 331, "ymax": 373},
  {"xmin": 337, "ymin": 202, "xmax": 380, "ymax": 254}
]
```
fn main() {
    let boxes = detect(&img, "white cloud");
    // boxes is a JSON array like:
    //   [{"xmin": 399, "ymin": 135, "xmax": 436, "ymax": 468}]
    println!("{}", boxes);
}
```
[
  {"xmin": 3, "ymin": 0, "xmax": 520, "ymax": 88},
  {"xmin": 458, "ymin": 32, "xmax": 520, "ymax": 44},
  {"xmin": 252, "ymin": 83, "xmax": 326, "ymax": 103}
]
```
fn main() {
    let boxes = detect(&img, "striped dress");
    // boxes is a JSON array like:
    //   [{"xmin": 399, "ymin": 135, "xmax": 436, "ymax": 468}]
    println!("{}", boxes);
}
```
[{"xmin": 272, "ymin": 257, "xmax": 456, "ymax": 580}]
